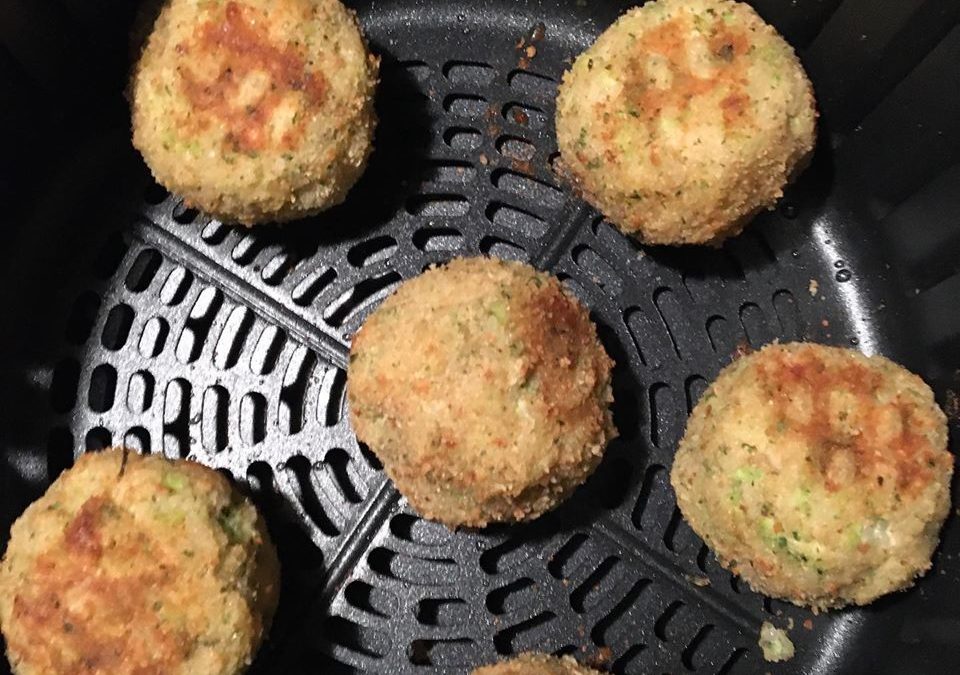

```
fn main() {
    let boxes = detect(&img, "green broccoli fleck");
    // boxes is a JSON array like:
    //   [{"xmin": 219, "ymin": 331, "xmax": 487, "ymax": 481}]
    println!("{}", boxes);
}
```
[{"xmin": 162, "ymin": 472, "xmax": 187, "ymax": 492}]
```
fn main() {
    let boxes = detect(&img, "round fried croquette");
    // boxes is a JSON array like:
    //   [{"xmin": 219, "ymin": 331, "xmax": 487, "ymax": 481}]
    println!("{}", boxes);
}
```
[
  {"xmin": 555, "ymin": 0, "xmax": 817, "ymax": 245},
  {"xmin": 670, "ymin": 343, "xmax": 954, "ymax": 609},
  {"xmin": 347, "ymin": 257, "xmax": 616, "ymax": 528},
  {"xmin": 472, "ymin": 653, "xmax": 604, "ymax": 675},
  {"xmin": 0, "ymin": 449, "xmax": 280, "ymax": 675},
  {"xmin": 131, "ymin": 0, "xmax": 378, "ymax": 224}
]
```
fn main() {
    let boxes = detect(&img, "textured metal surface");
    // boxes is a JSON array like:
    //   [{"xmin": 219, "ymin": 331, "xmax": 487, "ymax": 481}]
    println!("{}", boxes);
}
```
[{"xmin": 1, "ymin": 0, "xmax": 959, "ymax": 673}]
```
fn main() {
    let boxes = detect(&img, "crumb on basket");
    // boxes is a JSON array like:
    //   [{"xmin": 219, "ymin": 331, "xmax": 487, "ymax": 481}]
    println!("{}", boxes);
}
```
[{"xmin": 759, "ymin": 621, "xmax": 795, "ymax": 663}]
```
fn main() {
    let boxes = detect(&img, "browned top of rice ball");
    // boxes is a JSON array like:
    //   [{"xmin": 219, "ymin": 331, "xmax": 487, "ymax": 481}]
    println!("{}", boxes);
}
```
[
  {"xmin": 131, "ymin": 0, "xmax": 378, "ymax": 223},
  {"xmin": 347, "ymin": 257, "xmax": 616, "ymax": 528},
  {"xmin": 0, "ymin": 449, "xmax": 280, "ymax": 675}
]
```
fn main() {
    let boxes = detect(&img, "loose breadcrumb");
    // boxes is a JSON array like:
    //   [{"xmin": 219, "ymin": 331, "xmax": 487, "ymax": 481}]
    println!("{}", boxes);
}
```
[{"xmin": 759, "ymin": 622, "xmax": 795, "ymax": 662}]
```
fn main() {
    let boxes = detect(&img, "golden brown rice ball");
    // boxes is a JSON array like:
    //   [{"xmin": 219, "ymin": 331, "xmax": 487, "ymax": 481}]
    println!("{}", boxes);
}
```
[
  {"xmin": 555, "ymin": 0, "xmax": 817, "ymax": 245},
  {"xmin": 671, "ymin": 343, "xmax": 954, "ymax": 609},
  {"xmin": 0, "ymin": 448, "xmax": 280, "ymax": 675},
  {"xmin": 347, "ymin": 257, "xmax": 616, "ymax": 528},
  {"xmin": 472, "ymin": 653, "xmax": 604, "ymax": 675},
  {"xmin": 131, "ymin": 0, "xmax": 378, "ymax": 224}
]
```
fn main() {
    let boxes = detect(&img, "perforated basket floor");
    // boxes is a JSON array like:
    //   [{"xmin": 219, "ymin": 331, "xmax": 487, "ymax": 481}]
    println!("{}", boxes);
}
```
[{"xmin": 1, "ymin": 0, "xmax": 960, "ymax": 673}]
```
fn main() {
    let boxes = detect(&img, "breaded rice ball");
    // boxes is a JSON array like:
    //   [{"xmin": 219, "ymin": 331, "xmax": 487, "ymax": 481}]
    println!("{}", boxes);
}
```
[
  {"xmin": 131, "ymin": 0, "xmax": 378, "ymax": 224},
  {"xmin": 0, "ymin": 449, "xmax": 280, "ymax": 675},
  {"xmin": 671, "ymin": 343, "xmax": 954, "ymax": 609},
  {"xmin": 347, "ymin": 257, "xmax": 616, "ymax": 528},
  {"xmin": 555, "ymin": 0, "xmax": 817, "ymax": 245},
  {"xmin": 472, "ymin": 653, "xmax": 603, "ymax": 674}
]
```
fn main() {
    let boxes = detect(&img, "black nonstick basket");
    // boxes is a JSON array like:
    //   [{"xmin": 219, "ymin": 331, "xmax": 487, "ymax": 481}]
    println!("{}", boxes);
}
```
[{"xmin": 1, "ymin": 0, "xmax": 959, "ymax": 673}]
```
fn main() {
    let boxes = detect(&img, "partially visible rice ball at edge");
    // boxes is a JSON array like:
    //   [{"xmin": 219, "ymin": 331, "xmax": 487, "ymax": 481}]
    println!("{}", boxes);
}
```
[{"xmin": 0, "ymin": 448, "xmax": 280, "ymax": 675}]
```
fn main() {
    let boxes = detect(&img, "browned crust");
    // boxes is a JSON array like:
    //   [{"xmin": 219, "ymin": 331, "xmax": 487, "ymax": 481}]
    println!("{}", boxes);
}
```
[
  {"xmin": 753, "ymin": 345, "xmax": 951, "ymax": 496},
  {"xmin": 472, "ymin": 653, "xmax": 603, "ymax": 675},
  {"xmin": 11, "ymin": 496, "xmax": 191, "ymax": 674},
  {"xmin": 514, "ymin": 282, "xmax": 612, "ymax": 420},
  {"xmin": 624, "ymin": 16, "xmax": 752, "ymax": 129}
]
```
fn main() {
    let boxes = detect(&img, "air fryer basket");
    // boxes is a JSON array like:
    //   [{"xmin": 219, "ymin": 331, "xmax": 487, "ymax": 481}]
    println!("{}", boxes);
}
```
[{"xmin": 1, "ymin": 0, "xmax": 959, "ymax": 673}]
